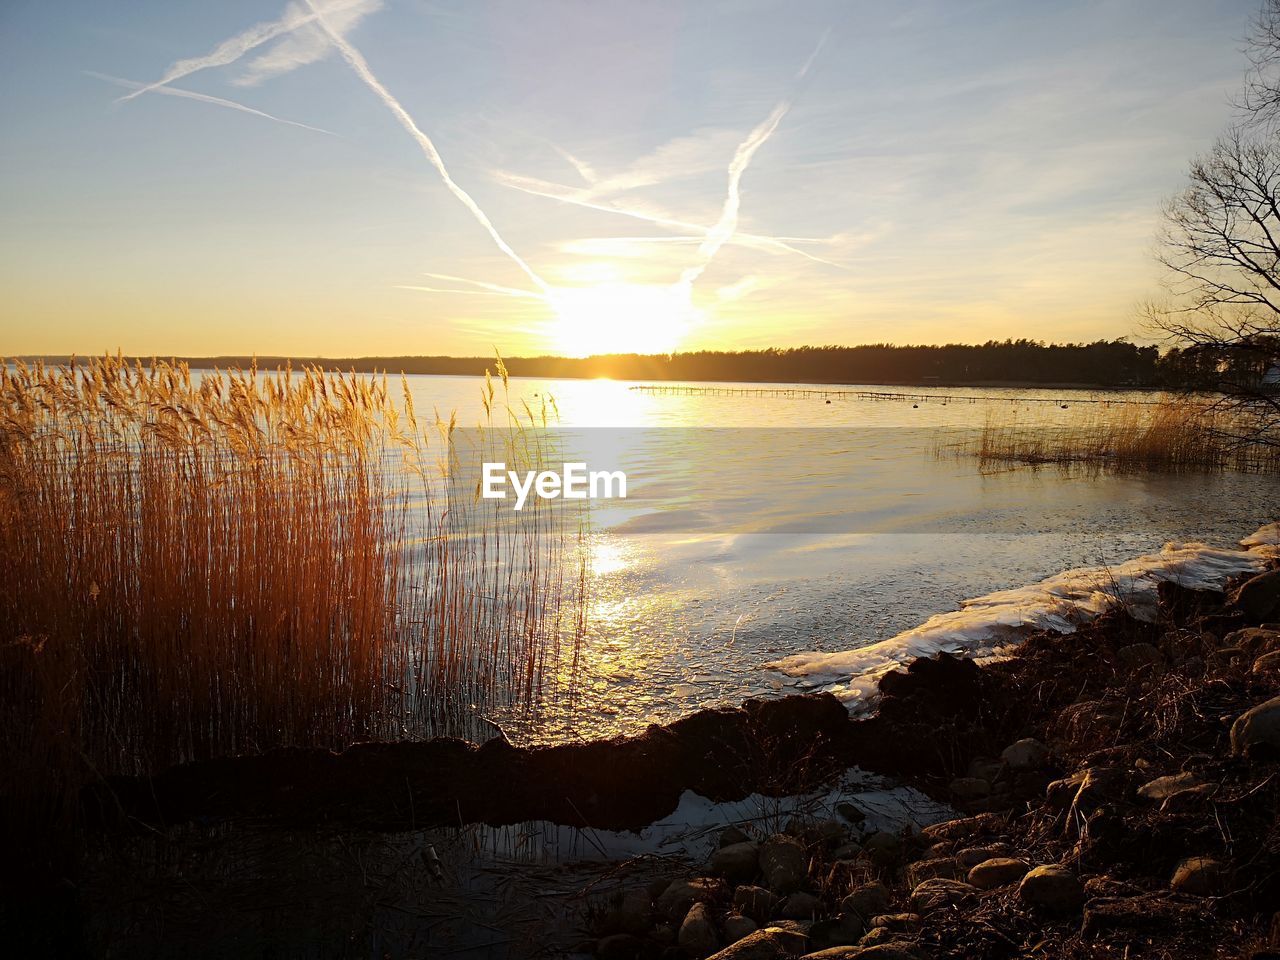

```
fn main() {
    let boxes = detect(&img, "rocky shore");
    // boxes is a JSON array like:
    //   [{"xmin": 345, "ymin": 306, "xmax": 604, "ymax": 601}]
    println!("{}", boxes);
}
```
[{"xmin": 580, "ymin": 565, "xmax": 1280, "ymax": 959}]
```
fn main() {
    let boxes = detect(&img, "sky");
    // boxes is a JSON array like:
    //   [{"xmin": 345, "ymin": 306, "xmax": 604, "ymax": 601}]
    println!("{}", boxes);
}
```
[{"xmin": 0, "ymin": 0, "xmax": 1264, "ymax": 357}]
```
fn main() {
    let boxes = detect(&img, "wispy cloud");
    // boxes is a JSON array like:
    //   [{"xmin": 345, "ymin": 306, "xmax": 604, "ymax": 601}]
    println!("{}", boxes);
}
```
[
  {"xmin": 117, "ymin": 0, "xmax": 380, "ymax": 102},
  {"xmin": 87, "ymin": 72, "xmax": 337, "ymax": 136},
  {"xmin": 679, "ymin": 30, "xmax": 830, "ymax": 290},
  {"xmin": 301, "ymin": 0, "xmax": 552, "ymax": 295}
]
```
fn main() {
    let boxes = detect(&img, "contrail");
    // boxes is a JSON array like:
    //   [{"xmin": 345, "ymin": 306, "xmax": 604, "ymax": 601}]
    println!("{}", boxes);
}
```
[
  {"xmin": 117, "ymin": 0, "xmax": 375, "ymax": 102},
  {"xmin": 678, "ymin": 30, "xmax": 831, "ymax": 290},
  {"xmin": 420, "ymin": 273, "xmax": 543, "ymax": 298},
  {"xmin": 396, "ymin": 284, "xmax": 540, "ymax": 300},
  {"xmin": 88, "ymin": 72, "xmax": 337, "ymax": 136},
  {"xmin": 302, "ymin": 0, "xmax": 552, "ymax": 295},
  {"xmin": 493, "ymin": 171, "xmax": 845, "ymax": 268}
]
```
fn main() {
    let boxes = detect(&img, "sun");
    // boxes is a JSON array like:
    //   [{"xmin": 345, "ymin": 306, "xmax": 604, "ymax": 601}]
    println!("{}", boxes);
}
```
[{"xmin": 549, "ymin": 281, "xmax": 702, "ymax": 356}]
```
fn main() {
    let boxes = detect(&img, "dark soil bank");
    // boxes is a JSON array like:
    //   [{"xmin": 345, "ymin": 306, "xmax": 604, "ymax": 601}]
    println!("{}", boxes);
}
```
[{"xmin": 9, "ymin": 563, "xmax": 1280, "ymax": 958}]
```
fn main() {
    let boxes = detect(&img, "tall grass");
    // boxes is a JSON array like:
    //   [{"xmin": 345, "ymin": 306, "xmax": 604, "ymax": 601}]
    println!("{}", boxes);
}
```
[
  {"xmin": 960, "ymin": 395, "xmax": 1280, "ymax": 474},
  {"xmin": 0, "ymin": 355, "xmax": 585, "ymax": 870}
]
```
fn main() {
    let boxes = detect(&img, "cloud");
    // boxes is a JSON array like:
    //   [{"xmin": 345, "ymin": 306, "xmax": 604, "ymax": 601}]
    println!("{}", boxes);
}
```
[
  {"xmin": 235, "ymin": 0, "xmax": 384, "ymax": 87},
  {"xmin": 88, "ymin": 72, "xmax": 337, "ymax": 136},
  {"xmin": 118, "ymin": 0, "xmax": 380, "ymax": 102}
]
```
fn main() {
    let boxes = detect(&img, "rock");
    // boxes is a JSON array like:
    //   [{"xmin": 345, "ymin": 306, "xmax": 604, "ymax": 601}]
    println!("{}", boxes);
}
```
[
  {"xmin": 721, "ymin": 826, "xmax": 752, "ymax": 847},
  {"xmin": 706, "ymin": 926, "xmax": 809, "ymax": 960},
  {"xmin": 1170, "ymin": 856, "xmax": 1227, "ymax": 896},
  {"xmin": 780, "ymin": 892, "xmax": 821, "ymax": 920},
  {"xmin": 613, "ymin": 887, "xmax": 653, "ymax": 935},
  {"xmin": 967, "ymin": 857, "xmax": 1029, "ymax": 889},
  {"xmin": 840, "ymin": 882, "xmax": 891, "ymax": 920},
  {"xmin": 909, "ymin": 878, "xmax": 977, "ymax": 915},
  {"xmin": 802, "ymin": 946, "xmax": 920, "ymax": 960},
  {"xmin": 905, "ymin": 856, "xmax": 960, "ymax": 887},
  {"xmin": 1254, "ymin": 651, "xmax": 1280, "ymax": 674},
  {"xmin": 679, "ymin": 902, "xmax": 720, "ymax": 958},
  {"xmin": 761, "ymin": 835, "xmax": 809, "ymax": 894},
  {"xmin": 597, "ymin": 933, "xmax": 646, "ymax": 960},
  {"xmin": 1137, "ymin": 771, "xmax": 1204, "ymax": 802},
  {"xmin": 724, "ymin": 914, "xmax": 759, "ymax": 943},
  {"xmin": 1115, "ymin": 642, "xmax": 1163, "ymax": 670},
  {"xmin": 948, "ymin": 777, "xmax": 990, "ymax": 799},
  {"xmin": 1231, "ymin": 696, "xmax": 1280, "ymax": 757},
  {"xmin": 954, "ymin": 844, "xmax": 1010, "ymax": 870},
  {"xmin": 831, "ymin": 842, "xmax": 863, "ymax": 860},
  {"xmin": 1018, "ymin": 865, "xmax": 1083, "ymax": 913},
  {"xmin": 712, "ymin": 842, "xmax": 762, "ymax": 884},
  {"xmin": 1001, "ymin": 738, "xmax": 1049, "ymax": 770},
  {"xmin": 734, "ymin": 885, "xmax": 782, "ymax": 922},
  {"xmin": 1224, "ymin": 627, "xmax": 1280, "ymax": 656},
  {"xmin": 967, "ymin": 756, "xmax": 1004, "ymax": 782},
  {"xmin": 861, "ymin": 832, "xmax": 902, "ymax": 867},
  {"xmin": 868, "ymin": 913, "xmax": 921, "ymax": 932},
  {"xmin": 807, "ymin": 913, "xmax": 865, "ymax": 950},
  {"xmin": 1233, "ymin": 569, "xmax": 1280, "ymax": 623},
  {"xmin": 835, "ymin": 802, "xmax": 865, "ymax": 826},
  {"xmin": 657, "ymin": 878, "xmax": 725, "ymax": 921},
  {"xmin": 919, "ymin": 813, "xmax": 1002, "ymax": 843},
  {"xmin": 813, "ymin": 820, "xmax": 850, "ymax": 845},
  {"xmin": 653, "ymin": 923, "xmax": 676, "ymax": 945},
  {"xmin": 1045, "ymin": 771, "xmax": 1088, "ymax": 809}
]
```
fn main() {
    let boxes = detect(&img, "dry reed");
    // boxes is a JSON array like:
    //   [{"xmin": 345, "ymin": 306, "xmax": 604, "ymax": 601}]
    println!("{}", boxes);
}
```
[
  {"xmin": 959, "ymin": 395, "xmax": 1280, "ymax": 474},
  {"xmin": 0, "ymin": 354, "xmax": 585, "ymax": 868}
]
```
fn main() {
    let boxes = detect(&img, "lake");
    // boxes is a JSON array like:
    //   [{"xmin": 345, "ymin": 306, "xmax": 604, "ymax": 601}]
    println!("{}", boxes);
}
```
[{"xmin": 403, "ymin": 374, "xmax": 1280, "ymax": 743}]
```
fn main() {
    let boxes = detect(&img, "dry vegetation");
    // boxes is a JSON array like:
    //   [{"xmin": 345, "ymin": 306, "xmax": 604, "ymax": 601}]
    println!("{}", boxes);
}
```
[
  {"xmin": 961, "ymin": 395, "xmax": 1280, "ymax": 474},
  {"xmin": 0, "ymin": 354, "xmax": 585, "ymax": 864}
]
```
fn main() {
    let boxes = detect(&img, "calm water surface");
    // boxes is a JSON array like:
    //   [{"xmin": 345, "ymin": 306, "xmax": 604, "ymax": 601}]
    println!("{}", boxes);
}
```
[{"xmin": 404, "ymin": 375, "xmax": 1280, "ymax": 744}]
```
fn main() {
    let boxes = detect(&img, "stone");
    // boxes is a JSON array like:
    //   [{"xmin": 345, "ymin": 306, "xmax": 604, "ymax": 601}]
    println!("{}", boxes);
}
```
[
  {"xmin": 1001, "ymin": 738, "xmax": 1049, "ymax": 770},
  {"xmin": 1224, "ymin": 627, "xmax": 1280, "ymax": 656},
  {"xmin": 1115, "ymin": 642, "xmax": 1163, "ymax": 670},
  {"xmin": 1018, "ymin": 865, "xmax": 1083, "ymax": 913},
  {"xmin": 967, "ymin": 857, "xmax": 1029, "ymax": 889},
  {"xmin": 807, "ymin": 913, "xmax": 865, "ymax": 950},
  {"xmin": 919, "ymin": 813, "xmax": 1002, "ymax": 843},
  {"xmin": 813, "ymin": 820, "xmax": 850, "ymax": 845},
  {"xmin": 721, "ymin": 825, "xmax": 752, "ymax": 847},
  {"xmin": 955, "ymin": 844, "xmax": 1010, "ymax": 870},
  {"xmin": 679, "ymin": 902, "xmax": 720, "ymax": 958},
  {"xmin": 1137, "ymin": 771, "xmax": 1204, "ymax": 803},
  {"xmin": 1254, "ymin": 651, "xmax": 1280, "ymax": 674},
  {"xmin": 1068, "ymin": 766, "xmax": 1129, "ymax": 818},
  {"xmin": 734, "ymin": 885, "xmax": 782, "ymax": 922},
  {"xmin": 1233, "ymin": 569, "xmax": 1280, "ymax": 623},
  {"xmin": 712, "ymin": 842, "xmax": 762, "ymax": 884},
  {"xmin": 831, "ymin": 842, "xmax": 863, "ymax": 860},
  {"xmin": 1170, "ymin": 857, "xmax": 1227, "ymax": 896},
  {"xmin": 1232, "ymin": 696, "xmax": 1280, "ymax": 757},
  {"xmin": 761, "ymin": 835, "xmax": 810, "ymax": 894},
  {"xmin": 840, "ymin": 882, "xmax": 891, "ymax": 920},
  {"xmin": 861, "ymin": 832, "xmax": 902, "ymax": 867},
  {"xmin": 801, "ymin": 946, "xmax": 920, "ymax": 960},
  {"xmin": 967, "ymin": 756, "xmax": 1004, "ymax": 782},
  {"xmin": 868, "ymin": 913, "xmax": 921, "ymax": 932},
  {"xmin": 905, "ymin": 856, "xmax": 960, "ymax": 887},
  {"xmin": 656, "ymin": 878, "xmax": 725, "ymax": 921},
  {"xmin": 948, "ymin": 777, "xmax": 991, "ymax": 799},
  {"xmin": 613, "ymin": 887, "xmax": 653, "ymax": 935},
  {"xmin": 780, "ymin": 892, "xmax": 821, "ymax": 920},
  {"xmin": 1045, "ymin": 770, "xmax": 1088, "ymax": 809},
  {"xmin": 705, "ymin": 926, "xmax": 809, "ymax": 960},
  {"xmin": 724, "ymin": 915, "xmax": 759, "ymax": 944},
  {"xmin": 909, "ymin": 878, "xmax": 977, "ymax": 915},
  {"xmin": 835, "ymin": 802, "xmax": 865, "ymax": 825}
]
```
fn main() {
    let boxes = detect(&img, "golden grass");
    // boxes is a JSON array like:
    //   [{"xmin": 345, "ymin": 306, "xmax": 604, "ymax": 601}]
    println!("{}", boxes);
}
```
[
  {"xmin": 0, "ymin": 354, "xmax": 585, "ymax": 860},
  {"xmin": 961, "ymin": 396, "xmax": 1280, "ymax": 474}
]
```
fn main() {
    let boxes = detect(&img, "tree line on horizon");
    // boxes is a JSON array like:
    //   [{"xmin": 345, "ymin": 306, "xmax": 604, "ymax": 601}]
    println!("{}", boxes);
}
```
[{"xmin": 22, "ymin": 337, "xmax": 1276, "ymax": 389}]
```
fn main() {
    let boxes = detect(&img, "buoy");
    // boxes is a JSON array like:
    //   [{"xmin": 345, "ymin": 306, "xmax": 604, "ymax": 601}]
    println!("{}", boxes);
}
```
[
  {"xmin": 1060, "ymin": 404, "xmax": 1068, "ymax": 409},
  {"xmin": 825, "ymin": 399, "xmax": 832, "ymax": 404},
  {"xmin": 913, "ymin": 404, "xmax": 919, "ymax": 409}
]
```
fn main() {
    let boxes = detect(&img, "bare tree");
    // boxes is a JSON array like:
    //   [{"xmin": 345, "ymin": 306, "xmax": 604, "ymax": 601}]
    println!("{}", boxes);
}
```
[{"xmin": 1146, "ymin": 2, "xmax": 1280, "ymax": 437}]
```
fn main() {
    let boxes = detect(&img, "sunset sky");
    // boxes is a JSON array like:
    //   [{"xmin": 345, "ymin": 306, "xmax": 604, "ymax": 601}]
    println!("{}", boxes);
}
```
[{"xmin": 0, "ymin": 0, "xmax": 1261, "ymax": 357}]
